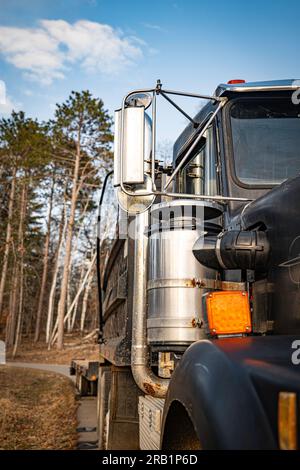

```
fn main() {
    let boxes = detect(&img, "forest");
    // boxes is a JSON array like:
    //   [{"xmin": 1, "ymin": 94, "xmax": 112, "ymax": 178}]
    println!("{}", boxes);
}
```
[{"xmin": 0, "ymin": 90, "xmax": 113, "ymax": 355}]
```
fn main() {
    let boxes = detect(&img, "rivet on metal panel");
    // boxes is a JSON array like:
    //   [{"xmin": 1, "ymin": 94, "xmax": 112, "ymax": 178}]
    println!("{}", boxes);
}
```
[{"xmin": 149, "ymin": 409, "xmax": 152, "ymax": 429}]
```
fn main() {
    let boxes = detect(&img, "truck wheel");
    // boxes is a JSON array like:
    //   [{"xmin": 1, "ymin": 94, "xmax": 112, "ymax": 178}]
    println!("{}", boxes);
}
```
[{"xmin": 162, "ymin": 401, "xmax": 201, "ymax": 450}]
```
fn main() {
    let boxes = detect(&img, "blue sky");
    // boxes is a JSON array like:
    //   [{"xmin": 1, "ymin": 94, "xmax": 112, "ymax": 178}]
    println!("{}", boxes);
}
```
[{"xmin": 0, "ymin": 0, "xmax": 299, "ymax": 143}]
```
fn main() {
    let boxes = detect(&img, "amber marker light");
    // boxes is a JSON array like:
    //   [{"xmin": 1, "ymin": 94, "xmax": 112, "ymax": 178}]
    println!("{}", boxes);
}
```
[
  {"xmin": 278, "ymin": 392, "xmax": 298, "ymax": 450},
  {"xmin": 205, "ymin": 290, "xmax": 252, "ymax": 336}
]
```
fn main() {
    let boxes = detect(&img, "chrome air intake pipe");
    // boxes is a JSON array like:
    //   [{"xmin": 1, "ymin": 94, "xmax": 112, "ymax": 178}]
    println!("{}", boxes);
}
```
[{"xmin": 131, "ymin": 211, "xmax": 169, "ymax": 398}]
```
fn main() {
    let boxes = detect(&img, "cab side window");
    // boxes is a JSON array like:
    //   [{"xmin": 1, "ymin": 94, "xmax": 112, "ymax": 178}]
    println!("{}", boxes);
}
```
[{"xmin": 181, "ymin": 126, "xmax": 218, "ymax": 196}]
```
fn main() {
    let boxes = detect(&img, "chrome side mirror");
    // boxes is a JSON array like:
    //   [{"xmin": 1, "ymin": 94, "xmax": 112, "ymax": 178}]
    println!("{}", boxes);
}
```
[
  {"xmin": 114, "ymin": 106, "xmax": 145, "ymax": 185},
  {"xmin": 114, "ymin": 93, "xmax": 155, "ymax": 214},
  {"xmin": 114, "ymin": 93, "xmax": 152, "ymax": 187}
]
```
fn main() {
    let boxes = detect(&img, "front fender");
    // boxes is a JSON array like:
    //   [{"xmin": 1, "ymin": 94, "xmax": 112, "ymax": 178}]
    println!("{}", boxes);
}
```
[{"xmin": 161, "ymin": 339, "xmax": 276, "ymax": 450}]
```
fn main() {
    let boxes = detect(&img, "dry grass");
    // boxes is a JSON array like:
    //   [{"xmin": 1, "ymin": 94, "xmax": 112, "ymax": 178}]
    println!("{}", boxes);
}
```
[
  {"xmin": 7, "ymin": 333, "xmax": 99, "ymax": 365},
  {"xmin": 0, "ymin": 366, "xmax": 78, "ymax": 449}
]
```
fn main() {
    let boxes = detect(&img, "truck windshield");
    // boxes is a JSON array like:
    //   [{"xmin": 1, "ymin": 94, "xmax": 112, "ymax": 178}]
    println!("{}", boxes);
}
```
[{"xmin": 230, "ymin": 97, "xmax": 300, "ymax": 185}]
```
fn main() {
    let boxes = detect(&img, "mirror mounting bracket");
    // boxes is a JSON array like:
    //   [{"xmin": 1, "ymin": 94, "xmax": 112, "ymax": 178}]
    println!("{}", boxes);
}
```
[{"xmin": 118, "ymin": 82, "xmax": 252, "ymax": 206}]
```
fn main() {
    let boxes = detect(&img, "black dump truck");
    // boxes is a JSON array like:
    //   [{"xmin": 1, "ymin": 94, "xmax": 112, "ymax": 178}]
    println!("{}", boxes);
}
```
[{"xmin": 83, "ymin": 79, "xmax": 300, "ymax": 450}]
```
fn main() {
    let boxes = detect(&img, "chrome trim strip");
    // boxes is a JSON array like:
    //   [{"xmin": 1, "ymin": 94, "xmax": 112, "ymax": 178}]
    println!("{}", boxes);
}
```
[{"xmin": 217, "ymin": 84, "xmax": 300, "ymax": 96}]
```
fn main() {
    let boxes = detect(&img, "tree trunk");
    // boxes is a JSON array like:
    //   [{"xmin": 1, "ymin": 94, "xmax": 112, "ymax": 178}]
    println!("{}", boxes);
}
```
[
  {"xmin": 45, "ymin": 201, "xmax": 67, "ymax": 345},
  {"xmin": 12, "ymin": 179, "xmax": 27, "ymax": 356},
  {"xmin": 67, "ymin": 287, "xmax": 72, "ymax": 333},
  {"xmin": 12, "ymin": 257, "xmax": 24, "ymax": 358},
  {"xmin": 80, "ymin": 266, "xmax": 93, "ymax": 332},
  {"xmin": 57, "ymin": 143, "xmax": 81, "ymax": 349},
  {"xmin": 0, "ymin": 166, "xmax": 16, "ymax": 317},
  {"xmin": 66, "ymin": 199, "xmax": 89, "ymax": 333},
  {"xmin": 6, "ymin": 261, "xmax": 18, "ymax": 347},
  {"xmin": 34, "ymin": 175, "xmax": 55, "ymax": 342},
  {"xmin": 6, "ymin": 182, "xmax": 27, "ymax": 348},
  {"xmin": 51, "ymin": 252, "xmax": 96, "ymax": 345},
  {"xmin": 71, "ymin": 263, "xmax": 85, "ymax": 331}
]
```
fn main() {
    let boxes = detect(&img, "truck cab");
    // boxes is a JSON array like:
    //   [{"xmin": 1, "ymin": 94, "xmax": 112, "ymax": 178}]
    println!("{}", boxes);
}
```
[{"xmin": 97, "ymin": 79, "xmax": 300, "ymax": 450}]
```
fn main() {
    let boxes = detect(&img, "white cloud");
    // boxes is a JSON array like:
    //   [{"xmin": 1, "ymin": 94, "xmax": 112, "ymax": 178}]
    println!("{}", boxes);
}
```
[
  {"xmin": 0, "ymin": 94, "xmax": 21, "ymax": 116},
  {"xmin": 23, "ymin": 89, "xmax": 34, "ymax": 96},
  {"xmin": 0, "ymin": 80, "xmax": 6, "ymax": 104},
  {"xmin": 142, "ymin": 23, "xmax": 167, "ymax": 33},
  {"xmin": 0, "ymin": 19, "xmax": 144, "ymax": 85},
  {"xmin": 0, "ymin": 80, "xmax": 20, "ymax": 115}
]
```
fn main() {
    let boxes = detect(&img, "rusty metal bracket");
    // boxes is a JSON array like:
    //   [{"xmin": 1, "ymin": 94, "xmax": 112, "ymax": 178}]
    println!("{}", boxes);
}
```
[{"xmin": 147, "ymin": 278, "xmax": 246, "ymax": 291}]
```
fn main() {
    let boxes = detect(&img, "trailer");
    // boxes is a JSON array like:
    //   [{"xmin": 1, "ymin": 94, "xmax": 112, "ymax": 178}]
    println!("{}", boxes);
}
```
[
  {"xmin": 94, "ymin": 79, "xmax": 300, "ymax": 450},
  {"xmin": 70, "ymin": 359, "xmax": 98, "ymax": 396}
]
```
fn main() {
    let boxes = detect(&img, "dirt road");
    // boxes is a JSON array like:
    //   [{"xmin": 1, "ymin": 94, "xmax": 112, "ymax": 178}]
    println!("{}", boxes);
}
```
[{"xmin": 8, "ymin": 361, "xmax": 73, "ymax": 379}]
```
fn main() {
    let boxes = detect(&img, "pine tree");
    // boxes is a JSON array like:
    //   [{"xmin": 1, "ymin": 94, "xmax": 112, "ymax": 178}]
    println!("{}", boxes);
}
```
[{"xmin": 0, "ymin": 112, "xmax": 52, "ymax": 348}]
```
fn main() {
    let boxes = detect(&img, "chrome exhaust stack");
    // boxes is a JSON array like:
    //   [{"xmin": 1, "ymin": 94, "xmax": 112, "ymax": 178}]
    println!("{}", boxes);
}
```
[{"xmin": 131, "ymin": 211, "xmax": 169, "ymax": 398}]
